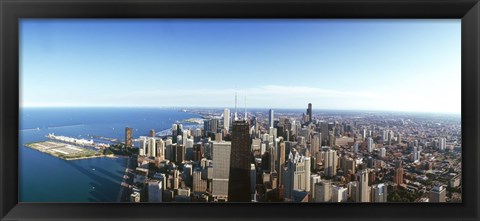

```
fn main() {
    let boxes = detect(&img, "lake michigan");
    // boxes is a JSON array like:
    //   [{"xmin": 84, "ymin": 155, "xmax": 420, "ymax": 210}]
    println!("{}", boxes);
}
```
[{"xmin": 19, "ymin": 107, "xmax": 200, "ymax": 202}]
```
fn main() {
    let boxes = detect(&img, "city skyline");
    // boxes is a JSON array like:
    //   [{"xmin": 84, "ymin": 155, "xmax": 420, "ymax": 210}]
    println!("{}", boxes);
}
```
[{"xmin": 20, "ymin": 19, "xmax": 461, "ymax": 113}]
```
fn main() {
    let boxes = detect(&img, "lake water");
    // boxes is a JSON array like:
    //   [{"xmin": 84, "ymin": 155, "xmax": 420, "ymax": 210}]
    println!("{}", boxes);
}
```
[{"xmin": 19, "ymin": 107, "xmax": 200, "ymax": 202}]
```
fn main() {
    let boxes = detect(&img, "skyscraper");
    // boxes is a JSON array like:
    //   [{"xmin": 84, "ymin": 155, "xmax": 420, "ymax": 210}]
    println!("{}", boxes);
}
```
[
  {"xmin": 228, "ymin": 120, "xmax": 251, "ymax": 202},
  {"xmin": 309, "ymin": 174, "xmax": 321, "ymax": 201},
  {"xmin": 149, "ymin": 129, "xmax": 155, "ymax": 138},
  {"xmin": 367, "ymin": 137, "xmax": 374, "ymax": 153},
  {"xmin": 125, "ymin": 127, "xmax": 133, "ymax": 148},
  {"xmin": 304, "ymin": 157, "xmax": 311, "ymax": 192},
  {"xmin": 356, "ymin": 170, "xmax": 370, "ymax": 202},
  {"xmin": 429, "ymin": 185, "xmax": 446, "ymax": 202},
  {"xmin": 148, "ymin": 137, "xmax": 156, "ymax": 158},
  {"xmin": 139, "ymin": 137, "xmax": 147, "ymax": 156},
  {"xmin": 314, "ymin": 180, "xmax": 332, "ymax": 202},
  {"xmin": 284, "ymin": 152, "xmax": 307, "ymax": 199},
  {"xmin": 211, "ymin": 118, "xmax": 219, "ymax": 135},
  {"xmin": 320, "ymin": 122, "xmax": 329, "ymax": 146},
  {"xmin": 378, "ymin": 147, "xmax": 386, "ymax": 158},
  {"xmin": 382, "ymin": 130, "xmax": 388, "ymax": 144},
  {"xmin": 156, "ymin": 138, "xmax": 165, "ymax": 160},
  {"xmin": 224, "ymin": 108, "xmax": 230, "ymax": 131},
  {"xmin": 172, "ymin": 144, "xmax": 185, "ymax": 164},
  {"xmin": 394, "ymin": 160, "xmax": 404, "ymax": 185},
  {"xmin": 439, "ymin": 137, "xmax": 446, "ymax": 151},
  {"xmin": 324, "ymin": 149, "xmax": 338, "ymax": 177},
  {"xmin": 332, "ymin": 185, "xmax": 348, "ymax": 202},
  {"xmin": 361, "ymin": 129, "xmax": 367, "ymax": 141},
  {"xmin": 387, "ymin": 130, "xmax": 393, "ymax": 146},
  {"xmin": 306, "ymin": 103, "xmax": 312, "ymax": 122},
  {"xmin": 269, "ymin": 109, "xmax": 274, "ymax": 128},
  {"xmin": 211, "ymin": 141, "xmax": 232, "ymax": 201},
  {"xmin": 172, "ymin": 124, "xmax": 178, "ymax": 143},
  {"xmin": 148, "ymin": 181, "xmax": 163, "ymax": 202},
  {"xmin": 345, "ymin": 157, "xmax": 356, "ymax": 175},
  {"xmin": 277, "ymin": 142, "xmax": 286, "ymax": 188},
  {"xmin": 371, "ymin": 183, "xmax": 388, "ymax": 202},
  {"xmin": 250, "ymin": 164, "xmax": 256, "ymax": 198},
  {"xmin": 193, "ymin": 168, "xmax": 207, "ymax": 193},
  {"xmin": 412, "ymin": 147, "xmax": 421, "ymax": 162},
  {"xmin": 203, "ymin": 120, "xmax": 211, "ymax": 136}
]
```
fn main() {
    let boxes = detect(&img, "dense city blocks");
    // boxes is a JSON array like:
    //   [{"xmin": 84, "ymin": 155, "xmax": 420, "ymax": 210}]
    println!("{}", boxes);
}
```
[{"xmin": 126, "ymin": 104, "xmax": 461, "ymax": 203}]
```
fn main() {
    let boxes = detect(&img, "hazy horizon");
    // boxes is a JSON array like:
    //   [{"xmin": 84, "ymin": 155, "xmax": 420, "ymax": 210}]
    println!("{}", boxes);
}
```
[{"xmin": 19, "ymin": 105, "xmax": 461, "ymax": 115}]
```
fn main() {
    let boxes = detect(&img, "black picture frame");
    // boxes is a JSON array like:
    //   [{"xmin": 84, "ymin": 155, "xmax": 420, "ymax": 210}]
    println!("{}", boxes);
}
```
[{"xmin": 1, "ymin": 0, "xmax": 479, "ymax": 220}]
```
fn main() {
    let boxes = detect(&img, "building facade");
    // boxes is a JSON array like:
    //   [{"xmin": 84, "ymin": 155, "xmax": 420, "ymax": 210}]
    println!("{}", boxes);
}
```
[{"xmin": 228, "ymin": 121, "xmax": 251, "ymax": 202}]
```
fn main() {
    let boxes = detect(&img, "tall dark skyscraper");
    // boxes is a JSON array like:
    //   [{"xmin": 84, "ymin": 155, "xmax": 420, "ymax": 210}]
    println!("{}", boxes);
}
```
[
  {"xmin": 228, "ymin": 120, "xmax": 251, "ymax": 202},
  {"xmin": 307, "ymin": 103, "xmax": 312, "ymax": 122}
]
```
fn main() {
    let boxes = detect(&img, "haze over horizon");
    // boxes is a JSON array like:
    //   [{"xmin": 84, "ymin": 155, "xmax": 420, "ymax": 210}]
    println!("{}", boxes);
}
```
[{"xmin": 20, "ymin": 19, "xmax": 461, "ymax": 114}]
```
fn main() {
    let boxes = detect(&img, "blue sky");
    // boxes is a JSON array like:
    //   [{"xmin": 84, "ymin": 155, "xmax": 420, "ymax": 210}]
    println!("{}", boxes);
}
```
[{"xmin": 20, "ymin": 19, "xmax": 461, "ymax": 113}]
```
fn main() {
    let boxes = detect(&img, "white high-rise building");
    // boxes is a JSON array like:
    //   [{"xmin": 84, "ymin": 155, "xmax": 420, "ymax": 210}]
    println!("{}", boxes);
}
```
[
  {"xmin": 156, "ymin": 138, "xmax": 165, "ymax": 159},
  {"xmin": 367, "ymin": 137, "xmax": 374, "ymax": 153},
  {"xmin": 186, "ymin": 138, "xmax": 194, "ymax": 149},
  {"xmin": 371, "ymin": 183, "xmax": 388, "ymax": 202},
  {"xmin": 382, "ymin": 130, "xmax": 388, "ymax": 143},
  {"xmin": 347, "ymin": 181, "xmax": 358, "ymax": 201},
  {"xmin": 250, "ymin": 164, "xmax": 256, "ymax": 196},
  {"xmin": 182, "ymin": 130, "xmax": 188, "ymax": 147},
  {"xmin": 224, "ymin": 108, "xmax": 230, "ymax": 131},
  {"xmin": 413, "ymin": 149, "xmax": 421, "ymax": 163},
  {"xmin": 211, "ymin": 141, "xmax": 232, "ymax": 201},
  {"xmin": 356, "ymin": 170, "xmax": 370, "ymax": 202},
  {"xmin": 148, "ymin": 137, "xmax": 156, "ymax": 158},
  {"xmin": 332, "ymin": 185, "xmax": 348, "ymax": 202},
  {"xmin": 429, "ymin": 185, "xmax": 446, "ymax": 202},
  {"xmin": 439, "ymin": 137, "xmax": 446, "ymax": 151},
  {"xmin": 284, "ymin": 152, "xmax": 306, "ymax": 199},
  {"xmin": 378, "ymin": 147, "xmax": 386, "ymax": 158},
  {"xmin": 309, "ymin": 174, "xmax": 321, "ymax": 201},
  {"xmin": 304, "ymin": 157, "xmax": 311, "ymax": 192},
  {"xmin": 324, "ymin": 149, "xmax": 338, "ymax": 177}
]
